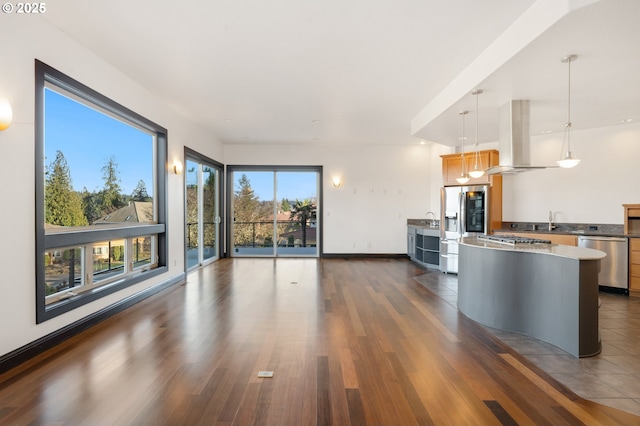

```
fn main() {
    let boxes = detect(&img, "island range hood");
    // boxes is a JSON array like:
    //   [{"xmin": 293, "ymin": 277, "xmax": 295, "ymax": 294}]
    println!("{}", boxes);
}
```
[{"xmin": 486, "ymin": 100, "xmax": 552, "ymax": 175}]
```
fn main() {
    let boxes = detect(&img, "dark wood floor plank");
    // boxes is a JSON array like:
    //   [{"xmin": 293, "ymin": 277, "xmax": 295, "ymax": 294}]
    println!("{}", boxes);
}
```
[
  {"xmin": 385, "ymin": 351, "xmax": 435, "ymax": 425},
  {"xmin": 0, "ymin": 258, "xmax": 639, "ymax": 425},
  {"xmin": 317, "ymin": 355, "xmax": 331, "ymax": 426},
  {"xmin": 345, "ymin": 388, "xmax": 366, "ymax": 426},
  {"xmin": 484, "ymin": 400, "xmax": 519, "ymax": 426}
]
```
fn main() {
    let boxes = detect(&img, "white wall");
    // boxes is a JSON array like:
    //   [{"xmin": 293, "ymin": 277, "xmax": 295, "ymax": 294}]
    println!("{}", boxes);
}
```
[
  {"xmin": 0, "ymin": 16, "xmax": 222, "ymax": 357},
  {"xmin": 428, "ymin": 143, "xmax": 454, "ymax": 217},
  {"xmin": 224, "ymin": 143, "xmax": 434, "ymax": 254},
  {"xmin": 500, "ymin": 123, "xmax": 640, "ymax": 224}
]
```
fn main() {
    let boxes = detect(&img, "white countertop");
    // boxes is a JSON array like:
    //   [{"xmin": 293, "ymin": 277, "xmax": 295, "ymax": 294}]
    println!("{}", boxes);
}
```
[
  {"xmin": 407, "ymin": 224, "xmax": 440, "ymax": 236},
  {"xmin": 460, "ymin": 237, "xmax": 606, "ymax": 261}
]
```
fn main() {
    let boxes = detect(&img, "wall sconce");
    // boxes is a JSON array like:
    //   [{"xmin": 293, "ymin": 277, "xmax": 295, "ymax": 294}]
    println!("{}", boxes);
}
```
[
  {"xmin": 332, "ymin": 176, "xmax": 342, "ymax": 188},
  {"xmin": 0, "ymin": 98, "xmax": 13, "ymax": 131},
  {"xmin": 173, "ymin": 160, "xmax": 183, "ymax": 175}
]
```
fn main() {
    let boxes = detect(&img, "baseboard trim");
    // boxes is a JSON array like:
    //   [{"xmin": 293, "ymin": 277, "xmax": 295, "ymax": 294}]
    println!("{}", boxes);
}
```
[
  {"xmin": 0, "ymin": 272, "xmax": 186, "ymax": 375},
  {"xmin": 322, "ymin": 253, "xmax": 409, "ymax": 259}
]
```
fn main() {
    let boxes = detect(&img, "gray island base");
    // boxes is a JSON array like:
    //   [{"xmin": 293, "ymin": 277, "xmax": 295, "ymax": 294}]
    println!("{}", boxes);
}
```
[{"xmin": 458, "ymin": 237, "xmax": 606, "ymax": 358}]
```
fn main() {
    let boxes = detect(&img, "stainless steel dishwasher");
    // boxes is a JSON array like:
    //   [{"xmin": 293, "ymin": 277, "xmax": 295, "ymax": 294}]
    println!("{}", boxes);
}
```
[{"xmin": 578, "ymin": 236, "xmax": 628, "ymax": 293}]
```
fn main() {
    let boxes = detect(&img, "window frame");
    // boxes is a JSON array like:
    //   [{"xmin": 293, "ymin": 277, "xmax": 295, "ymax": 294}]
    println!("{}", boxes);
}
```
[
  {"xmin": 35, "ymin": 60, "xmax": 168, "ymax": 323},
  {"xmin": 184, "ymin": 147, "xmax": 225, "ymax": 269},
  {"xmin": 226, "ymin": 165, "xmax": 323, "ymax": 257}
]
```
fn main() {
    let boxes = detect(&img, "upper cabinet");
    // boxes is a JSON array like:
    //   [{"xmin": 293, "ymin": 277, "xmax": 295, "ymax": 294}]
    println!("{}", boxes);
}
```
[
  {"xmin": 624, "ymin": 204, "xmax": 640, "ymax": 235},
  {"xmin": 441, "ymin": 149, "xmax": 500, "ymax": 186}
]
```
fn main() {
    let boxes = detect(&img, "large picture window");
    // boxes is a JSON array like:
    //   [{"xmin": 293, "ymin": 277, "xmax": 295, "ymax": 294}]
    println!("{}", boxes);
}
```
[{"xmin": 35, "ymin": 60, "xmax": 168, "ymax": 323}]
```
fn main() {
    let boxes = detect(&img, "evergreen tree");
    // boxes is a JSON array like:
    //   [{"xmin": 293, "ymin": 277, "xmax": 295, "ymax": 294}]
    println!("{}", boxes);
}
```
[
  {"xmin": 234, "ymin": 174, "xmax": 261, "ymax": 222},
  {"xmin": 131, "ymin": 179, "xmax": 151, "ymax": 202},
  {"xmin": 81, "ymin": 187, "xmax": 102, "ymax": 224},
  {"xmin": 233, "ymin": 174, "xmax": 272, "ymax": 246},
  {"xmin": 281, "ymin": 198, "xmax": 291, "ymax": 212},
  {"xmin": 100, "ymin": 156, "xmax": 125, "ymax": 213},
  {"xmin": 45, "ymin": 150, "xmax": 88, "ymax": 226},
  {"xmin": 186, "ymin": 181, "xmax": 198, "ymax": 249},
  {"xmin": 202, "ymin": 167, "xmax": 217, "ymax": 247}
]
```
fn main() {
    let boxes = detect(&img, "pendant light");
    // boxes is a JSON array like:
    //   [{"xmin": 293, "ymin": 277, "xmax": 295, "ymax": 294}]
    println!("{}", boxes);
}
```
[
  {"xmin": 468, "ymin": 89, "xmax": 485, "ymax": 178},
  {"xmin": 557, "ymin": 54, "xmax": 580, "ymax": 168},
  {"xmin": 456, "ymin": 110, "xmax": 470, "ymax": 184}
]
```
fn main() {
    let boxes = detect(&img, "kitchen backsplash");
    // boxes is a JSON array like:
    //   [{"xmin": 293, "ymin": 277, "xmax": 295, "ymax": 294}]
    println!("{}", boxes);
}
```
[{"xmin": 499, "ymin": 221, "xmax": 625, "ymax": 236}]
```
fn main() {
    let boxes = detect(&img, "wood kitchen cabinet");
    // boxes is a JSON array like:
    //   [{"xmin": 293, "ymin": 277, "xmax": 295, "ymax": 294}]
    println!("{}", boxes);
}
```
[
  {"xmin": 629, "ymin": 238, "xmax": 640, "ymax": 295},
  {"xmin": 441, "ymin": 149, "xmax": 500, "ymax": 186},
  {"xmin": 441, "ymin": 149, "xmax": 503, "ymax": 231},
  {"xmin": 624, "ymin": 205, "xmax": 640, "ymax": 296},
  {"xmin": 624, "ymin": 204, "xmax": 640, "ymax": 234}
]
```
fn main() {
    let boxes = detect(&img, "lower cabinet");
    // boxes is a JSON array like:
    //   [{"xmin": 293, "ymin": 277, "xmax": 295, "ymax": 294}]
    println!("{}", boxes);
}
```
[
  {"xmin": 408, "ymin": 226, "xmax": 440, "ymax": 269},
  {"xmin": 630, "ymin": 238, "xmax": 640, "ymax": 294},
  {"xmin": 407, "ymin": 226, "xmax": 417, "ymax": 260}
]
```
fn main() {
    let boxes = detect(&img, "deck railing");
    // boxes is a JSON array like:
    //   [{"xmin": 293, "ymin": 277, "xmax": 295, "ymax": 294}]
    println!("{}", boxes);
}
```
[{"xmin": 231, "ymin": 220, "xmax": 316, "ymax": 248}]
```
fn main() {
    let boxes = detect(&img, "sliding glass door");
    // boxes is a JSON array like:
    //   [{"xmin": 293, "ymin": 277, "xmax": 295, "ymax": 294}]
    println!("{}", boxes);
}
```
[
  {"xmin": 186, "ymin": 153, "xmax": 222, "ymax": 270},
  {"xmin": 230, "ymin": 167, "xmax": 320, "ymax": 257},
  {"xmin": 231, "ymin": 171, "xmax": 275, "ymax": 256},
  {"xmin": 275, "ymin": 171, "xmax": 318, "ymax": 256}
]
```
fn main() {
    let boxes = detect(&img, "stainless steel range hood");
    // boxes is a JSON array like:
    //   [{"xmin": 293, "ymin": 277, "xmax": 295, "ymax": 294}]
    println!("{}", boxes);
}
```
[{"xmin": 486, "ymin": 100, "xmax": 551, "ymax": 175}]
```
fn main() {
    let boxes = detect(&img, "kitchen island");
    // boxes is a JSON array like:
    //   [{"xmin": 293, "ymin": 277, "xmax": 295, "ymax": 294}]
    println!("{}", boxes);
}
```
[{"xmin": 458, "ymin": 236, "xmax": 606, "ymax": 357}]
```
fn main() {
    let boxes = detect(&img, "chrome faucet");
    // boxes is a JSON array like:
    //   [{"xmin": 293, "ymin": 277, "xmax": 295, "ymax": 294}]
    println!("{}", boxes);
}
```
[
  {"xmin": 548, "ymin": 210, "xmax": 556, "ymax": 231},
  {"xmin": 426, "ymin": 211, "xmax": 438, "ymax": 227}
]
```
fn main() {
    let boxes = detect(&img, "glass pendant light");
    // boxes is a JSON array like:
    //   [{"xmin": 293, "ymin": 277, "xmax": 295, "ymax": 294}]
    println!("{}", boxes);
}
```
[
  {"xmin": 557, "ymin": 54, "xmax": 580, "ymax": 168},
  {"xmin": 468, "ymin": 89, "xmax": 485, "ymax": 178},
  {"xmin": 456, "ymin": 110, "xmax": 470, "ymax": 184}
]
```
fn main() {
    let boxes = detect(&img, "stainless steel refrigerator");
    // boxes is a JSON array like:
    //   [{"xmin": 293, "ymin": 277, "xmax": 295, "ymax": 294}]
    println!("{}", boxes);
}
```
[{"xmin": 440, "ymin": 185, "xmax": 490, "ymax": 274}]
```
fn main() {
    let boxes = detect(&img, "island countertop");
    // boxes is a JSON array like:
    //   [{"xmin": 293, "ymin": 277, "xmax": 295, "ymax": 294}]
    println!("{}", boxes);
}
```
[
  {"xmin": 457, "ymin": 237, "xmax": 604, "ymax": 358},
  {"xmin": 460, "ymin": 237, "xmax": 606, "ymax": 260}
]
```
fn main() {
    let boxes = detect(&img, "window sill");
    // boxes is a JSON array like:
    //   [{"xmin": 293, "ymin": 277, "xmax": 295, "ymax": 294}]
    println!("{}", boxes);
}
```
[{"xmin": 39, "ymin": 266, "xmax": 168, "ymax": 323}]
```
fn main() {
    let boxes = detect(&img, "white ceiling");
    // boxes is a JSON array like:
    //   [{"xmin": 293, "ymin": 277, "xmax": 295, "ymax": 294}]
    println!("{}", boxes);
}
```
[{"xmin": 42, "ymin": 0, "xmax": 640, "ymax": 147}]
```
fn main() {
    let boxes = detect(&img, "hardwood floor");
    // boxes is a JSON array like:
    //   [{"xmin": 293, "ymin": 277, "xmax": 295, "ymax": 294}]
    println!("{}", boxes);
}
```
[{"xmin": 1, "ymin": 258, "xmax": 639, "ymax": 425}]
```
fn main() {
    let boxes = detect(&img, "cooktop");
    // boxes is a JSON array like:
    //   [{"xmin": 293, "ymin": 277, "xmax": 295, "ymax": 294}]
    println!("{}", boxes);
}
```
[{"xmin": 477, "ymin": 234, "xmax": 552, "ymax": 245}]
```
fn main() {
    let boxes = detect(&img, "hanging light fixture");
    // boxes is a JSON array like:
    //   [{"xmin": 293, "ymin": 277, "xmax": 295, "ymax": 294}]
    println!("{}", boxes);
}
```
[
  {"xmin": 557, "ymin": 54, "xmax": 580, "ymax": 168},
  {"xmin": 468, "ymin": 89, "xmax": 485, "ymax": 178},
  {"xmin": 456, "ymin": 110, "xmax": 470, "ymax": 184}
]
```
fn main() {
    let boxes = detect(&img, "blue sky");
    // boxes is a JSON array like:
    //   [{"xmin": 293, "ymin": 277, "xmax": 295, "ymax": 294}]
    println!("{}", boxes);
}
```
[
  {"xmin": 45, "ymin": 88, "xmax": 316, "ymax": 201},
  {"xmin": 233, "ymin": 171, "xmax": 318, "ymax": 201},
  {"xmin": 44, "ymin": 88, "xmax": 154, "ymax": 195}
]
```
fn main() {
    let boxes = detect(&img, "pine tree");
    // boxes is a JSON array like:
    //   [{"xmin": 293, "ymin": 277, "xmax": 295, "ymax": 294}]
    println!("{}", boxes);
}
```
[
  {"xmin": 131, "ymin": 179, "xmax": 151, "ymax": 202},
  {"xmin": 234, "ymin": 174, "xmax": 261, "ymax": 223},
  {"xmin": 233, "ymin": 174, "xmax": 272, "ymax": 247},
  {"xmin": 45, "ymin": 150, "xmax": 88, "ymax": 226},
  {"xmin": 81, "ymin": 187, "xmax": 102, "ymax": 224},
  {"xmin": 100, "ymin": 156, "xmax": 125, "ymax": 213},
  {"xmin": 202, "ymin": 167, "xmax": 217, "ymax": 248}
]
